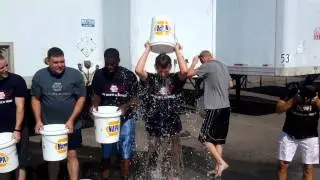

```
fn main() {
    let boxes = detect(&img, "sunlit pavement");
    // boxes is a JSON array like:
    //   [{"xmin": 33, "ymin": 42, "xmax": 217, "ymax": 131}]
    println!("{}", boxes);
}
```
[{"xmin": 26, "ymin": 110, "xmax": 320, "ymax": 180}]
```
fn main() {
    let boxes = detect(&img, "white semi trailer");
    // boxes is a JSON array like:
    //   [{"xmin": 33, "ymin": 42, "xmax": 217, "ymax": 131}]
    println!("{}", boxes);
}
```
[
  {"xmin": 216, "ymin": 0, "xmax": 320, "ymax": 100},
  {"xmin": 0, "ymin": 0, "xmax": 215, "ymax": 87}
]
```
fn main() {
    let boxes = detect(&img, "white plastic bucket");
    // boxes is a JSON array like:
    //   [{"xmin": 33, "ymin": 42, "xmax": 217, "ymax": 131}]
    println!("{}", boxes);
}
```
[
  {"xmin": 149, "ymin": 16, "xmax": 176, "ymax": 54},
  {"xmin": 40, "ymin": 124, "xmax": 69, "ymax": 161},
  {"xmin": 0, "ymin": 132, "xmax": 18, "ymax": 173},
  {"xmin": 92, "ymin": 106, "xmax": 121, "ymax": 144}
]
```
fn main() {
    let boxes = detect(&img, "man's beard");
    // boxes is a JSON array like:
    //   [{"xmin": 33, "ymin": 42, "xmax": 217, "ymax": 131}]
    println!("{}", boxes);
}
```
[{"xmin": 0, "ymin": 73, "xmax": 8, "ymax": 80}]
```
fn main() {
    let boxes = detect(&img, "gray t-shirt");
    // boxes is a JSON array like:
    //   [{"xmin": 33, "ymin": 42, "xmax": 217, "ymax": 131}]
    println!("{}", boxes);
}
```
[
  {"xmin": 31, "ymin": 67, "xmax": 86, "ymax": 129},
  {"xmin": 196, "ymin": 60, "xmax": 231, "ymax": 109}
]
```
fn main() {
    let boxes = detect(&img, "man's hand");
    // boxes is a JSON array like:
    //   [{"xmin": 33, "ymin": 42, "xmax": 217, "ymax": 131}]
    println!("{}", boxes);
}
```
[
  {"xmin": 175, "ymin": 42, "xmax": 183, "ymax": 52},
  {"xmin": 145, "ymin": 41, "xmax": 151, "ymax": 52},
  {"xmin": 192, "ymin": 56, "xmax": 200, "ymax": 65},
  {"xmin": 12, "ymin": 130, "xmax": 21, "ymax": 142},
  {"xmin": 65, "ymin": 120, "xmax": 74, "ymax": 134},
  {"xmin": 117, "ymin": 104, "xmax": 130, "ymax": 116},
  {"xmin": 312, "ymin": 95, "xmax": 320, "ymax": 108},
  {"xmin": 90, "ymin": 105, "xmax": 98, "ymax": 112},
  {"xmin": 34, "ymin": 121, "xmax": 44, "ymax": 134}
]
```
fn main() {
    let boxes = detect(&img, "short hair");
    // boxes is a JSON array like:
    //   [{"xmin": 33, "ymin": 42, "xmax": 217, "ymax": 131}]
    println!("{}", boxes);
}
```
[
  {"xmin": 155, "ymin": 53, "xmax": 172, "ymax": 69},
  {"xmin": 47, "ymin": 47, "xmax": 64, "ymax": 58},
  {"xmin": 104, "ymin": 48, "xmax": 120, "ymax": 62},
  {"xmin": 199, "ymin": 50, "xmax": 212, "ymax": 58}
]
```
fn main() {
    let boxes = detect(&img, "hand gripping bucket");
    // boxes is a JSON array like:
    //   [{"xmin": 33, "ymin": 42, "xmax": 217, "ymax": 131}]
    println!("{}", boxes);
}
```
[
  {"xmin": 92, "ymin": 106, "xmax": 121, "ymax": 144},
  {"xmin": 0, "ymin": 132, "xmax": 18, "ymax": 173},
  {"xmin": 40, "ymin": 124, "xmax": 69, "ymax": 161},
  {"xmin": 149, "ymin": 16, "xmax": 177, "ymax": 54}
]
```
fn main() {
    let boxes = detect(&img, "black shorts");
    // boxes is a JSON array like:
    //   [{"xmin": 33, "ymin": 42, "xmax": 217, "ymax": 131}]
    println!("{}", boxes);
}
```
[
  {"xmin": 198, "ymin": 108, "xmax": 230, "ymax": 145},
  {"xmin": 17, "ymin": 126, "xmax": 30, "ymax": 168},
  {"xmin": 68, "ymin": 130, "xmax": 82, "ymax": 150}
]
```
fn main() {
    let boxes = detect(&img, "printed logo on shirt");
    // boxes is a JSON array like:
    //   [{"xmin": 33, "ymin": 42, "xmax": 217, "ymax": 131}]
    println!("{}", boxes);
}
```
[
  {"xmin": 0, "ymin": 90, "xmax": 13, "ymax": 104},
  {"xmin": 110, "ymin": 85, "xmax": 119, "ymax": 93},
  {"xmin": 159, "ymin": 87, "xmax": 169, "ymax": 95},
  {"xmin": 0, "ymin": 92, "xmax": 5, "ymax": 100},
  {"xmin": 55, "ymin": 137, "xmax": 68, "ymax": 154},
  {"xmin": 0, "ymin": 153, "xmax": 9, "ymax": 167},
  {"xmin": 102, "ymin": 84, "xmax": 127, "ymax": 97},
  {"xmin": 52, "ymin": 82, "xmax": 63, "ymax": 92},
  {"xmin": 105, "ymin": 120, "xmax": 120, "ymax": 137}
]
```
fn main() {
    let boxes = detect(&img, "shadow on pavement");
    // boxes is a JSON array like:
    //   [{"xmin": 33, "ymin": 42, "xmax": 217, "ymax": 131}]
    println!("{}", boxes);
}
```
[
  {"xmin": 230, "ymin": 98, "xmax": 276, "ymax": 116},
  {"xmin": 244, "ymin": 86, "xmax": 287, "ymax": 98}
]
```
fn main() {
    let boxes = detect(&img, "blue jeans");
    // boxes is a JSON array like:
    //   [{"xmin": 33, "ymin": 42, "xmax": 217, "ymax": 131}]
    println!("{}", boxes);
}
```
[{"xmin": 101, "ymin": 118, "xmax": 135, "ymax": 160}]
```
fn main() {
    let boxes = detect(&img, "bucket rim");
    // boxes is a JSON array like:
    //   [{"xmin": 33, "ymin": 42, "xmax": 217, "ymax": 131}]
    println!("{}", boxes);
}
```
[
  {"xmin": 0, "ymin": 132, "xmax": 15, "ymax": 146},
  {"xmin": 149, "ymin": 41, "xmax": 176, "ymax": 46},
  {"xmin": 40, "ymin": 124, "xmax": 69, "ymax": 136},
  {"xmin": 92, "ymin": 110, "xmax": 122, "ymax": 118},
  {"xmin": 40, "ymin": 129, "xmax": 69, "ymax": 136},
  {"xmin": 0, "ymin": 139, "xmax": 16, "ymax": 149},
  {"xmin": 92, "ymin": 106, "xmax": 122, "ymax": 118}
]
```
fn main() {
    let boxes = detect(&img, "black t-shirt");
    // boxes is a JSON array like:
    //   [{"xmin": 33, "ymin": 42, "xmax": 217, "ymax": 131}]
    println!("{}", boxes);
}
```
[
  {"xmin": 91, "ymin": 66, "xmax": 138, "ymax": 120},
  {"xmin": 283, "ymin": 102, "xmax": 319, "ymax": 139},
  {"xmin": 0, "ymin": 73, "xmax": 27, "ymax": 132},
  {"xmin": 140, "ymin": 72, "xmax": 186, "ymax": 124}
]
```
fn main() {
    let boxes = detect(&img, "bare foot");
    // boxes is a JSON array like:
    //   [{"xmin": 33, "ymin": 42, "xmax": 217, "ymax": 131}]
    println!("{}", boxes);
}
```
[
  {"xmin": 216, "ymin": 162, "xmax": 229, "ymax": 177},
  {"xmin": 207, "ymin": 164, "xmax": 221, "ymax": 176},
  {"xmin": 207, "ymin": 169, "xmax": 216, "ymax": 176}
]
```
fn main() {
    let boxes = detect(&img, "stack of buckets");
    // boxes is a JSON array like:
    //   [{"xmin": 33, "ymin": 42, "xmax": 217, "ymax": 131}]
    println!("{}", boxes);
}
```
[{"xmin": 149, "ymin": 16, "xmax": 177, "ymax": 54}]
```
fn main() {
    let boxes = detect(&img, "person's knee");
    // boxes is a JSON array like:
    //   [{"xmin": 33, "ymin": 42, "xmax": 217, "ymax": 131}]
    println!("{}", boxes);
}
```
[
  {"xmin": 67, "ymin": 150, "xmax": 78, "ymax": 162},
  {"xmin": 279, "ymin": 161, "xmax": 289, "ymax": 171},
  {"xmin": 303, "ymin": 164, "xmax": 313, "ymax": 173}
]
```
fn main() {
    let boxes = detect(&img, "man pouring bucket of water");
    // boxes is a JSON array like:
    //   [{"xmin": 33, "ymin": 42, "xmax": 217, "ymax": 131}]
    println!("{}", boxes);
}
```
[{"xmin": 135, "ymin": 16, "xmax": 188, "ymax": 180}]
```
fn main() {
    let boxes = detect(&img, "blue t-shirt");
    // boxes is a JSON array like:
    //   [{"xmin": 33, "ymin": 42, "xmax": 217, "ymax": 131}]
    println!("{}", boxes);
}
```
[{"xmin": 30, "ymin": 67, "xmax": 86, "ymax": 129}]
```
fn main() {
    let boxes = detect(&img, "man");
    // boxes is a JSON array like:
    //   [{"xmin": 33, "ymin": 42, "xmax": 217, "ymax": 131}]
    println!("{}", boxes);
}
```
[
  {"xmin": 135, "ymin": 42, "xmax": 188, "ymax": 179},
  {"xmin": 31, "ymin": 47, "xmax": 86, "ymax": 180},
  {"xmin": 276, "ymin": 85, "xmax": 320, "ymax": 180},
  {"xmin": 0, "ymin": 54, "xmax": 28, "ymax": 180},
  {"xmin": 187, "ymin": 50, "xmax": 233, "ymax": 178},
  {"xmin": 91, "ymin": 48, "xmax": 138, "ymax": 180}
]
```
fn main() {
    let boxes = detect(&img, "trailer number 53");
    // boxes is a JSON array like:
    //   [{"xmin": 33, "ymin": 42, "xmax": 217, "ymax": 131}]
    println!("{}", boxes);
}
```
[{"xmin": 280, "ymin": 54, "xmax": 290, "ymax": 64}]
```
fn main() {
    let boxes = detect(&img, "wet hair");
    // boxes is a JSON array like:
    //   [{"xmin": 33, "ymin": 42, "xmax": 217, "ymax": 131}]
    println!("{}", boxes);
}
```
[
  {"xmin": 155, "ymin": 53, "xmax": 172, "ymax": 69},
  {"xmin": 104, "ymin": 48, "xmax": 120, "ymax": 62},
  {"xmin": 199, "ymin": 50, "xmax": 212, "ymax": 58},
  {"xmin": 47, "ymin": 47, "xmax": 64, "ymax": 58}
]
